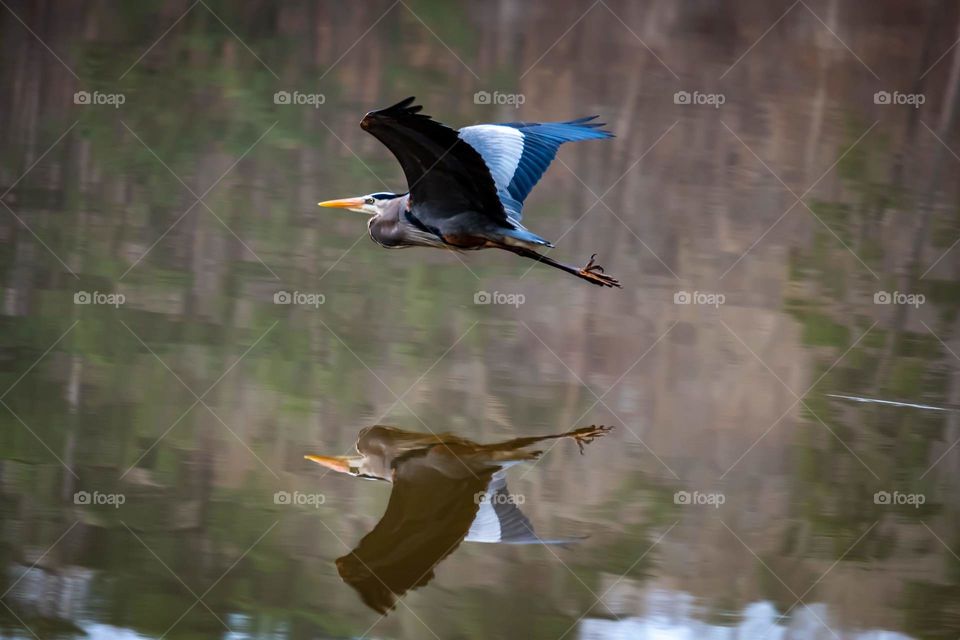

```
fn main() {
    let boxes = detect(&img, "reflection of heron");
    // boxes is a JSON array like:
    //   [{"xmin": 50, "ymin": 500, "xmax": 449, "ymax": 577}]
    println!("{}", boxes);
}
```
[
  {"xmin": 305, "ymin": 425, "xmax": 612, "ymax": 614},
  {"xmin": 318, "ymin": 97, "xmax": 620, "ymax": 287}
]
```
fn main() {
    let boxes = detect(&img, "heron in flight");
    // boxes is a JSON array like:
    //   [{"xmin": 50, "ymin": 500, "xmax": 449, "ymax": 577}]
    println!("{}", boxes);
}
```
[
  {"xmin": 305, "ymin": 424, "xmax": 612, "ymax": 613},
  {"xmin": 319, "ymin": 97, "xmax": 620, "ymax": 287}
]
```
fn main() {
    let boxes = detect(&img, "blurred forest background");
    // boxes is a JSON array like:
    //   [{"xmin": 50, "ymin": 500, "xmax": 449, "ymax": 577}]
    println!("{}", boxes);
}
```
[{"xmin": 2, "ymin": 0, "xmax": 960, "ymax": 638}]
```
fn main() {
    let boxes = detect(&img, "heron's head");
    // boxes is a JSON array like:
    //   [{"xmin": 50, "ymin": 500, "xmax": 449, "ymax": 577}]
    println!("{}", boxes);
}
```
[
  {"xmin": 317, "ymin": 192, "xmax": 400, "ymax": 216},
  {"xmin": 304, "ymin": 454, "xmax": 385, "ymax": 481}
]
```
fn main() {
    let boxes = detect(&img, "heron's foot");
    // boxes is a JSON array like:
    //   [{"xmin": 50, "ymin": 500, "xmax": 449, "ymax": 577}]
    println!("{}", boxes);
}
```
[
  {"xmin": 570, "ymin": 425, "xmax": 614, "ymax": 454},
  {"xmin": 578, "ymin": 254, "xmax": 621, "ymax": 288}
]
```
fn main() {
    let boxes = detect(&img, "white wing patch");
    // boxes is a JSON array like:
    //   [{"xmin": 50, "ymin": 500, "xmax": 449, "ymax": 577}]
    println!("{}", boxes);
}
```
[
  {"xmin": 466, "ymin": 495, "xmax": 502, "ymax": 543},
  {"xmin": 464, "ymin": 471, "xmax": 508, "ymax": 543},
  {"xmin": 459, "ymin": 125, "xmax": 524, "ymax": 194}
]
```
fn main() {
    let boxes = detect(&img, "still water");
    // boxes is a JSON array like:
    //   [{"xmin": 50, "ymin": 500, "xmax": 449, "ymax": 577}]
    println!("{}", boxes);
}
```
[{"xmin": 2, "ymin": 1, "xmax": 960, "ymax": 638}]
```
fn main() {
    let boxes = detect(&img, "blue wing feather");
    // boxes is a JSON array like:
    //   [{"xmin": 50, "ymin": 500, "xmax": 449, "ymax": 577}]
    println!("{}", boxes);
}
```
[
  {"xmin": 459, "ymin": 117, "xmax": 613, "ymax": 223},
  {"xmin": 498, "ymin": 118, "xmax": 613, "ymax": 209}
]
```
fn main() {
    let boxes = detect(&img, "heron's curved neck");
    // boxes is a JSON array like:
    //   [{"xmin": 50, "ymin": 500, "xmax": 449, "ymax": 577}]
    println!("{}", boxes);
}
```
[{"xmin": 368, "ymin": 200, "xmax": 405, "ymax": 248}]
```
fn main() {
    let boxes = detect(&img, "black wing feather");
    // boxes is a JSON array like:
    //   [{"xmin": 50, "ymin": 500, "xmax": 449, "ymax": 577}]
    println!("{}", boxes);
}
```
[
  {"xmin": 360, "ymin": 97, "xmax": 510, "ymax": 225},
  {"xmin": 335, "ymin": 458, "xmax": 492, "ymax": 614}
]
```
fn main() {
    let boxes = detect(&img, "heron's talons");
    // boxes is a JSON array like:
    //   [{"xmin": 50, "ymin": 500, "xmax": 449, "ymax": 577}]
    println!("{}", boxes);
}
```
[
  {"xmin": 578, "ymin": 254, "xmax": 622, "ymax": 288},
  {"xmin": 570, "ymin": 425, "xmax": 614, "ymax": 454}
]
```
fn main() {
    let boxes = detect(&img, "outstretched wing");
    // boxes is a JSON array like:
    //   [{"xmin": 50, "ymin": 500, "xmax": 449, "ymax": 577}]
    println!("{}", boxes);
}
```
[
  {"xmin": 360, "ymin": 97, "xmax": 509, "ymax": 225},
  {"xmin": 465, "ymin": 471, "xmax": 538, "ymax": 543},
  {"xmin": 335, "ymin": 457, "xmax": 493, "ymax": 614},
  {"xmin": 458, "ymin": 117, "xmax": 613, "ymax": 221}
]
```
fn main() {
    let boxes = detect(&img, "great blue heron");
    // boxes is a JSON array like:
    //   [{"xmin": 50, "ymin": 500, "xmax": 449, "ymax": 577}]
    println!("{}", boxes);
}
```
[
  {"xmin": 305, "ymin": 424, "xmax": 612, "ymax": 613},
  {"xmin": 319, "ymin": 97, "xmax": 621, "ymax": 287}
]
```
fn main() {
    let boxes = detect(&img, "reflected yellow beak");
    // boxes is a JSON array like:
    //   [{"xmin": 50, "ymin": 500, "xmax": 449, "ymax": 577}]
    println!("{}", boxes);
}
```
[
  {"xmin": 304, "ymin": 454, "xmax": 351, "ymax": 473},
  {"xmin": 317, "ymin": 197, "xmax": 365, "ymax": 209}
]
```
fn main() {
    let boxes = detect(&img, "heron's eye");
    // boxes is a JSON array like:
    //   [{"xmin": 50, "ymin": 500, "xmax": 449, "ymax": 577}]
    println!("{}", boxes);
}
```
[{"xmin": 364, "ymin": 197, "xmax": 375, "ymax": 205}]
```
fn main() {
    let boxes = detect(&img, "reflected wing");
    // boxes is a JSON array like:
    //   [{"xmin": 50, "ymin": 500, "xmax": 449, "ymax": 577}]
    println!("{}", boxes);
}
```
[
  {"xmin": 458, "ymin": 118, "xmax": 613, "ymax": 221},
  {"xmin": 465, "ymin": 471, "xmax": 581, "ymax": 545},
  {"xmin": 336, "ymin": 456, "xmax": 493, "ymax": 614},
  {"xmin": 360, "ymin": 97, "xmax": 509, "ymax": 224},
  {"xmin": 465, "ymin": 471, "xmax": 538, "ymax": 543}
]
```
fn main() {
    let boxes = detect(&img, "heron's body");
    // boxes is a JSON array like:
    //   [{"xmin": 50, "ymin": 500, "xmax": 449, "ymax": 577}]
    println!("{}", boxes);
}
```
[
  {"xmin": 320, "ymin": 97, "xmax": 621, "ymax": 287},
  {"xmin": 305, "ymin": 424, "xmax": 612, "ymax": 613}
]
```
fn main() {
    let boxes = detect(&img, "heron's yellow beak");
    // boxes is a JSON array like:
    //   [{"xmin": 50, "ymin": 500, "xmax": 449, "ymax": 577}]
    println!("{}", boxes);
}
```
[
  {"xmin": 304, "ymin": 454, "xmax": 353, "ymax": 473},
  {"xmin": 317, "ymin": 197, "xmax": 365, "ymax": 209}
]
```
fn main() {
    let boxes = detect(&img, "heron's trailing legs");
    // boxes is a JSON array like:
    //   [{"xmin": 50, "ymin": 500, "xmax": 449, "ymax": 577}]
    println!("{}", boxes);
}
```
[
  {"xmin": 480, "ymin": 425, "xmax": 614, "ymax": 462},
  {"xmin": 500, "ymin": 246, "xmax": 621, "ymax": 288}
]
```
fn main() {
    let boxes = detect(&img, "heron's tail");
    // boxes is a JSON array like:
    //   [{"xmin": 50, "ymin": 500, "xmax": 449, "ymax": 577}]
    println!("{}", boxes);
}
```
[{"xmin": 499, "ymin": 226, "xmax": 554, "ymax": 249}]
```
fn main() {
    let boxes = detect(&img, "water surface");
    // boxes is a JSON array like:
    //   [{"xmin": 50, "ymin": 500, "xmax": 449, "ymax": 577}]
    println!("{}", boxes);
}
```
[{"xmin": 2, "ymin": 1, "xmax": 960, "ymax": 638}]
